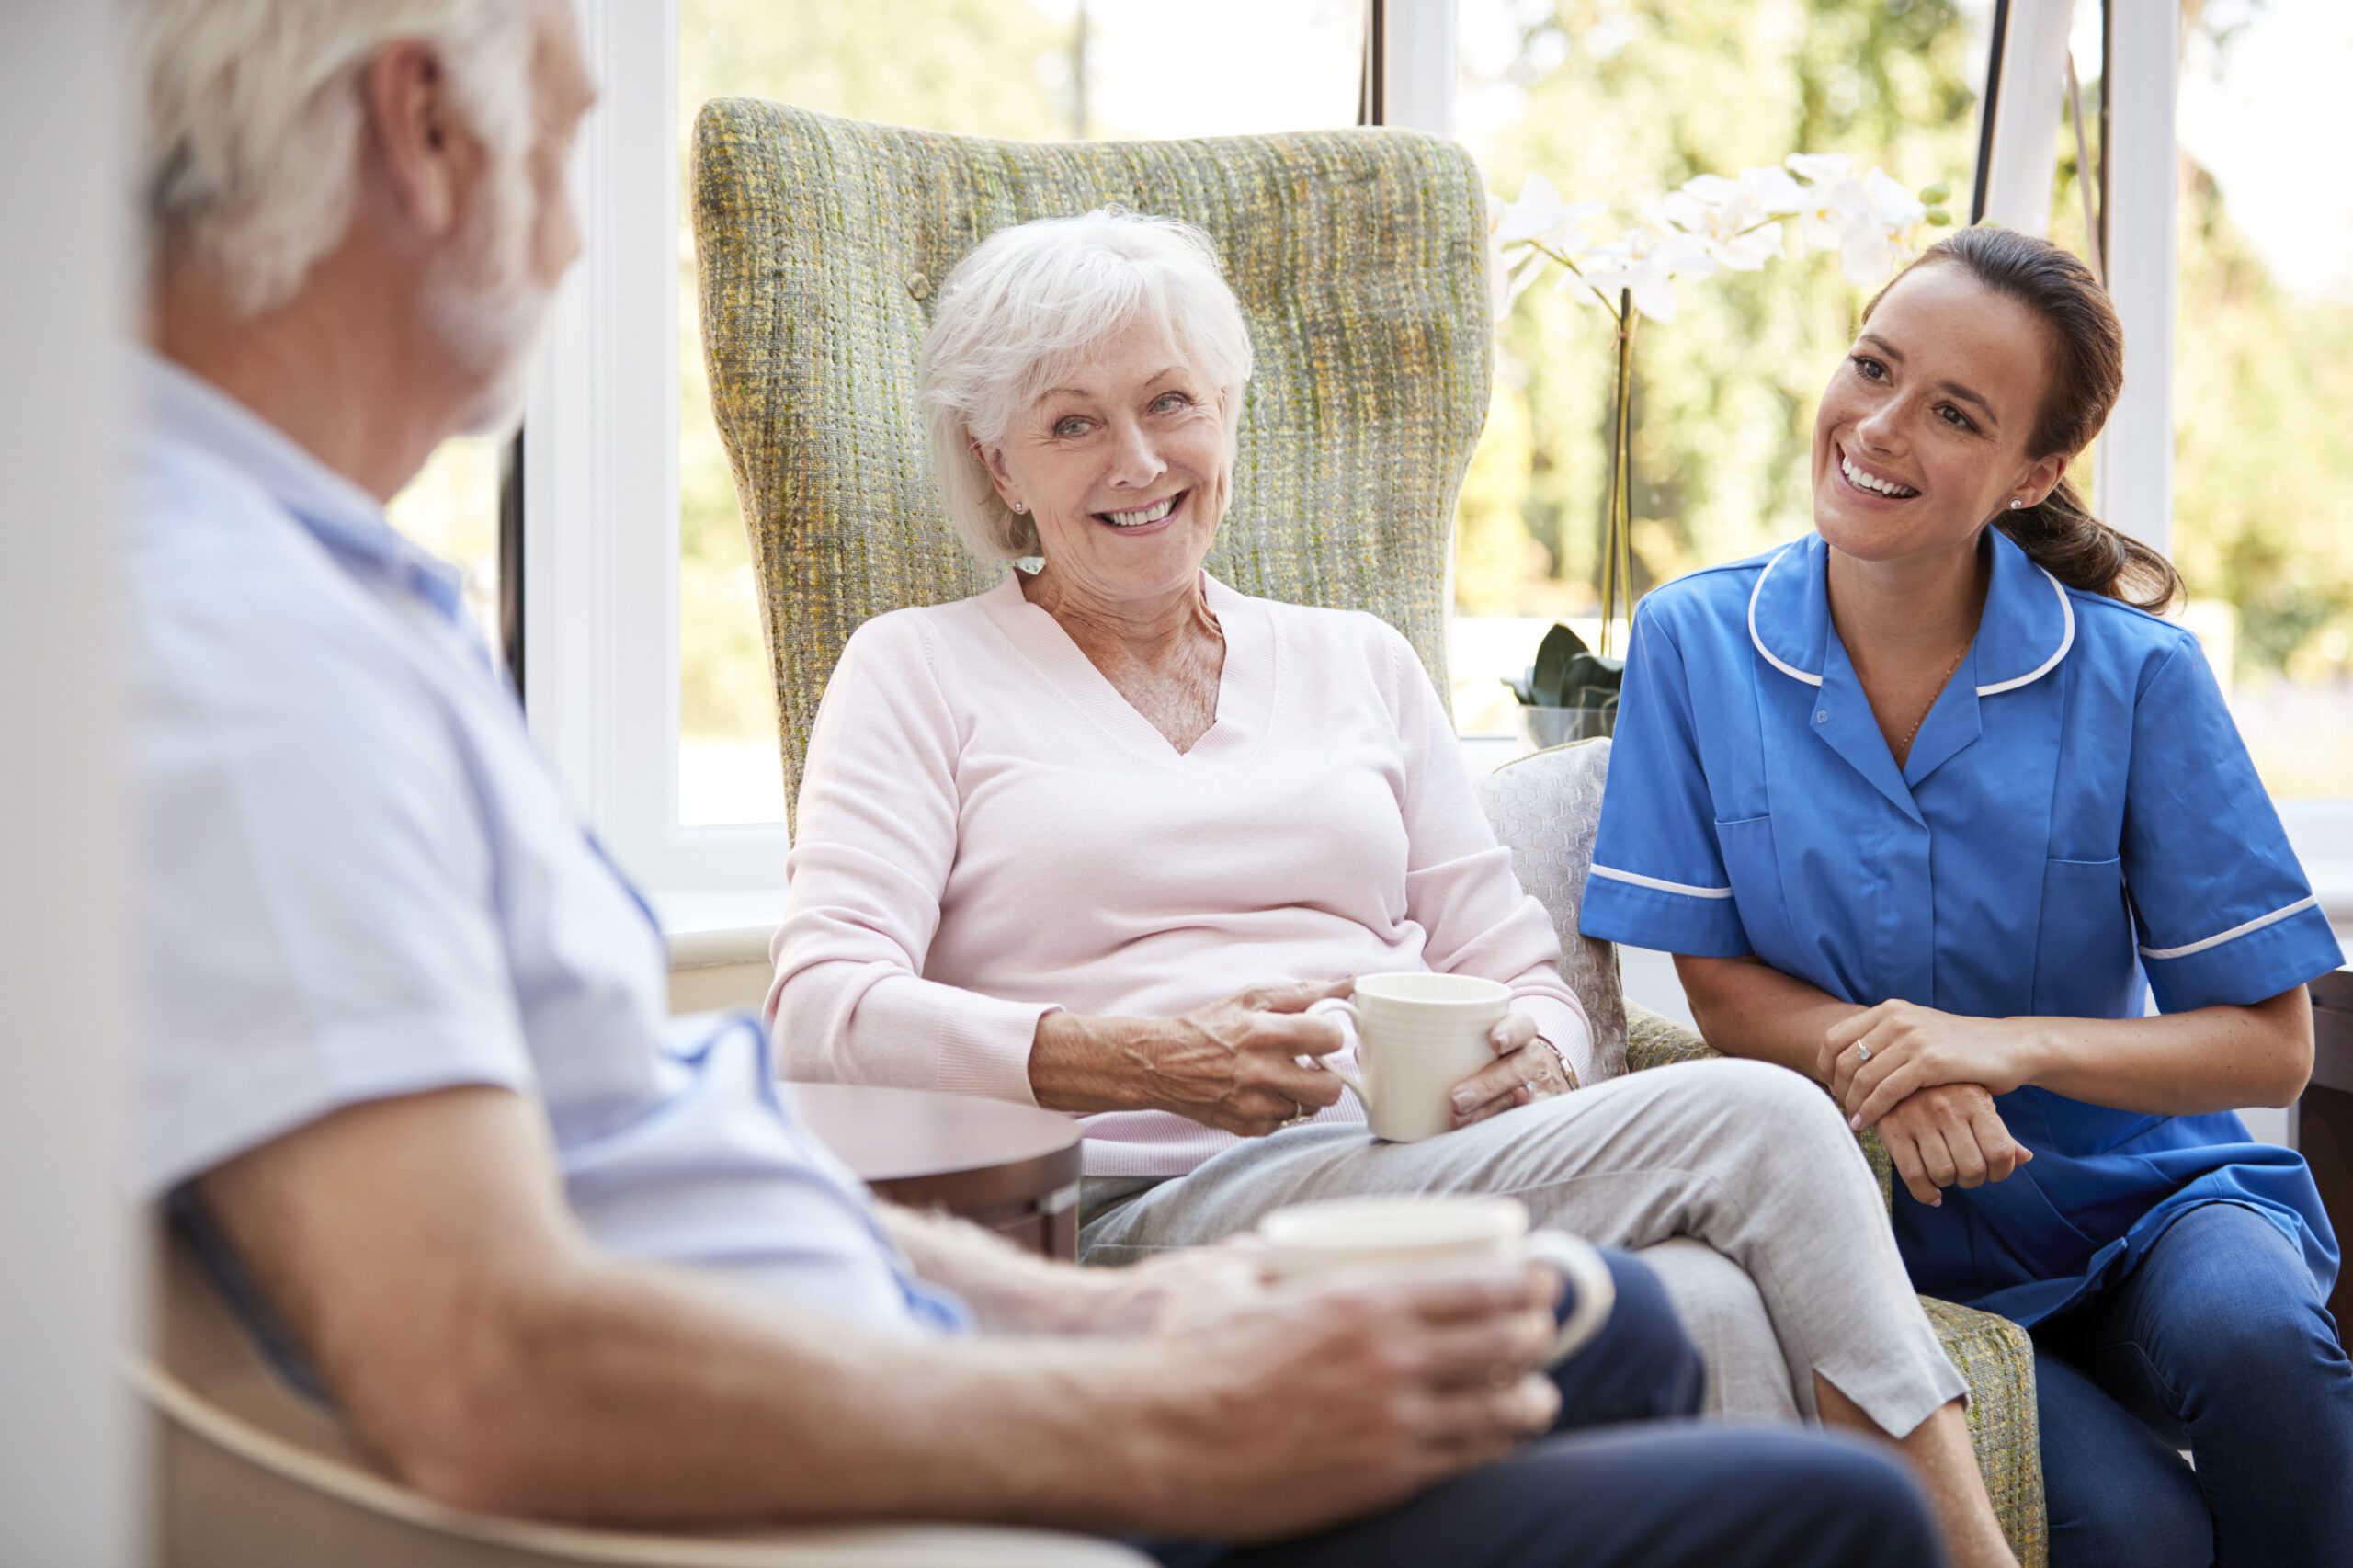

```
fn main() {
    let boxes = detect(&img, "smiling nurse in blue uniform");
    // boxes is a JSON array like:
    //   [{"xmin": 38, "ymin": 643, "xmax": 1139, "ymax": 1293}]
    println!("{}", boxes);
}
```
[{"xmin": 1582, "ymin": 227, "xmax": 2350, "ymax": 1568}]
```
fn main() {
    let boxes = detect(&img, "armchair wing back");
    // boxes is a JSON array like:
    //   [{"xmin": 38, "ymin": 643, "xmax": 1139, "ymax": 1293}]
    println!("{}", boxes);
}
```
[{"xmin": 690, "ymin": 100, "xmax": 1494, "ymax": 828}]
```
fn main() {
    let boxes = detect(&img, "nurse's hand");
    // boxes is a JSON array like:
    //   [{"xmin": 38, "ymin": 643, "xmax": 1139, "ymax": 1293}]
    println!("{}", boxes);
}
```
[
  {"xmin": 1449, "ymin": 1013, "xmax": 1575, "ymax": 1129},
  {"xmin": 1875, "ymin": 1085, "xmax": 2034, "ymax": 1207},
  {"xmin": 1821, "ymin": 1001, "xmax": 2038, "ymax": 1131}
]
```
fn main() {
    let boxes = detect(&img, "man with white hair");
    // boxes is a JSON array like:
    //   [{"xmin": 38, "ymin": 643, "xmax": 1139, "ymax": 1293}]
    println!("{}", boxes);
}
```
[{"xmin": 123, "ymin": 2, "xmax": 1945, "ymax": 1562}]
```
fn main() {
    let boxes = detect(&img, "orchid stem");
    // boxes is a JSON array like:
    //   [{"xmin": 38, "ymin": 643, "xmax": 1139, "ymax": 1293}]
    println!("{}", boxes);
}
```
[{"xmin": 1600, "ymin": 290, "xmax": 1636, "ymax": 661}]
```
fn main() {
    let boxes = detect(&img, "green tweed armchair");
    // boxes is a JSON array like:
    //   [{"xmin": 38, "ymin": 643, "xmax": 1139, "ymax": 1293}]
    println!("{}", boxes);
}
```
[{"xmin": 689, "ymin": 101, "xmax": 2042, "ymax": 1563}]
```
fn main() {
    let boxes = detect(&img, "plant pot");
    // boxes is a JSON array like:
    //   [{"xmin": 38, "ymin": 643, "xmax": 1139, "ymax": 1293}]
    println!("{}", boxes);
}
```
[{"xmin": 1516, "ymin": 704, "xmax": 1615, "ymax": 750}]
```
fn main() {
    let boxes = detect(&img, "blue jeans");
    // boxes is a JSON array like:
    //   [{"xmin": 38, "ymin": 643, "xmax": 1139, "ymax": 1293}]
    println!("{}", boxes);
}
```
[
  {"xmin": 2036, "ymin": 1201, "xmax": 2353, "ymax": 1568},
  {"xmin": 1148, "ymin": 1249, "xmax": 1939, "ymax": 1568}
]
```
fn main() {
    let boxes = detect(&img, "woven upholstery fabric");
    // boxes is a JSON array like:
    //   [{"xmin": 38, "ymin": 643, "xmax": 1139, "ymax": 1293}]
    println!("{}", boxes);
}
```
[
  {"xmin": 1625, "ymin": 1006, "xmax": 2045, "ymax": 1565},
  {"xmin": 1922, "ymin": 1295, "xmax": 2051, "ymax": 1568},
  {"xmin": 1472, "ymin": 739, "xmax": 1628, "ymax": 1077},
  {"xmin": 691, "ymin": 100, "xmax": 1493, "ymax": 828}
]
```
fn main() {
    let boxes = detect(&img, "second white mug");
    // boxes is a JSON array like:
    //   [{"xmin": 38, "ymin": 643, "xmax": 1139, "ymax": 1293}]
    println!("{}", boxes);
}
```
[{"xmin": 1306, "ymin": 971, "xmax": 1510, "ymax": 1142}]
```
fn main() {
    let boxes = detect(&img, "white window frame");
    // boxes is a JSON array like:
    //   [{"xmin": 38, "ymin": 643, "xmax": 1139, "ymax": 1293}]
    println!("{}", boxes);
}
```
[
  {"xmin": 523, "ymin": 0, "xmax": 789, "ymax": 897},
  {"xmin": 526, "ymin": 0, "xmax": 2350, "ymax": 920}
]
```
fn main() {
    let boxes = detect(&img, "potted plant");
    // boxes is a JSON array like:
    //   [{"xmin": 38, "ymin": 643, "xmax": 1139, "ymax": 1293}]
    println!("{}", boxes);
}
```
[
  {"xmin": 1488, "ymin": 156, "xmax": 1953, "ymax": 728},
  {"xmin": 1503, "ymin": 622, "xmax": 1622, "ymax": 748}
]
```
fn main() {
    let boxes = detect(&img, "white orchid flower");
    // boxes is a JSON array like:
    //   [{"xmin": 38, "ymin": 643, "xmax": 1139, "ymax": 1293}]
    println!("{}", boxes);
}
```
[
  {"xmin": 1653, "ymin": 176, "xmax": 1782, "ymax": 272},
  {"xmin": 1571, "ymin": 229, "xmax": 1718, "ymax": 324},
  {"xmin": 1736, "ymin": 165, "xmax": 1807, "ymax": 216},
  {"xmin": 1835, "ymin": 169, "xmax": 1930, "ymax": 284},
  {"xmin": 1495, "ymin": 171, "xmax": 1607, "ymax": 253},
  {"xmin": 1786, "ymin": 152, "xmax": 1855, "ymax": 186}
]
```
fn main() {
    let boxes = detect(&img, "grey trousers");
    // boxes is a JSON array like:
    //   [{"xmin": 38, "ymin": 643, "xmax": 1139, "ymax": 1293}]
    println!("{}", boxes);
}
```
[{"xmin": 1079, "ymin": 1057, "xmax": 1966, "ymax": 1438}]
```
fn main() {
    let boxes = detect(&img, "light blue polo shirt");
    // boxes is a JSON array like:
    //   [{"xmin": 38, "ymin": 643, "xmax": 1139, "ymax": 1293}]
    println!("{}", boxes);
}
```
[
  {"xmin": 127, "ymin": 353, "xmax": 967, "ymax": 1339},
  {"xmin": 1582, "ymin": 527, "xmax": 2344, "ymax": 1326}
]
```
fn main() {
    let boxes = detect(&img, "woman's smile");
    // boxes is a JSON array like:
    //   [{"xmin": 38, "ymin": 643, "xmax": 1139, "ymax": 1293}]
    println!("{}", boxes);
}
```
[
  {"xmin": 1832, "ymin": 442, "xmax": 1922, "ymax": 506},
  {"xmin": 1096, "ymin": 488, "xmax": 1189, "ymax": 534}
]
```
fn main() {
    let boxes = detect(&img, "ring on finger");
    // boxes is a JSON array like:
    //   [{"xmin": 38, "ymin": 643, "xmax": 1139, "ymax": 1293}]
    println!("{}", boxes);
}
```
[{"xmin": 1855, "ymin": 1042, "xmax": 1872, "ymax": 1063}]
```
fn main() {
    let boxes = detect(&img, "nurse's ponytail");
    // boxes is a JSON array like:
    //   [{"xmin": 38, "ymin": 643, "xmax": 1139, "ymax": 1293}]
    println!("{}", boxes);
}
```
[{"xmin": 1869, "ymin": 227, "xmax": 2184, "ymax": 614}]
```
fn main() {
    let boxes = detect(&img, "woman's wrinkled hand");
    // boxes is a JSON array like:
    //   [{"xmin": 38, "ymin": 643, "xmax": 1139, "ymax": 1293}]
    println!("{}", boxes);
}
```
[
  {"xmin": 1872, "ymin": 1083, "xmax": 2035, "ymax": 1207},
  {"xmin": 1819, "ymin": 1000, "xmax": 2040, "ymax": 1131},
  {"xmin": 1147, "ymin": 978, "xmax": 1357, "ymax": 1137},
  {"xmin": 1447, "ymin": 1013, "xmax": 1576, "ymax": 1131}
]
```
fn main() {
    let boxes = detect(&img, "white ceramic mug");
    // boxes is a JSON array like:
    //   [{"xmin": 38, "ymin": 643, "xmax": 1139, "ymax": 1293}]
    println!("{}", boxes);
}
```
[
  {"xmin": 1305, "ymin": 972, "xmax": 1510, "ymax": 1142},
  {"xmin": 1257, "ymin": 1194, "xmax": 1616, "ymax": 1368}
]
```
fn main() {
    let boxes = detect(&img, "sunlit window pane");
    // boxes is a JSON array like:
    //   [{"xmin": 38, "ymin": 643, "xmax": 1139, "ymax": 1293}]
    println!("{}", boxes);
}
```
[
  {"xmin": 675, "ymin": 0, "xmax": 1363, "ymax": 828},
  {"xmin": 1454, "ymin": 0, "xmax": 1995, "ymax": 740},
  {"xmin": 385, "ymin": 436, "xmax": 504, "ymax": 655},
  {"xmin": 2175, "ymin": 0, "xmax": 2353, "ymax": 800}
]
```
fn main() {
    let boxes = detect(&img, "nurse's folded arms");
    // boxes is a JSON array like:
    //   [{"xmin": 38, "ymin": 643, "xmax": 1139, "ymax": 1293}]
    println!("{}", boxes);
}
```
[{"xmin": 1582, "ymin": 225, "xmax": 2352, "ymax": 1568}]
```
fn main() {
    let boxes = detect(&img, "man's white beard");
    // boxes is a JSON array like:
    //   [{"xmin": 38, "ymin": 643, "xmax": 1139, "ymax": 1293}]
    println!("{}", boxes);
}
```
[{"xmin": 427, "ymin": 154, "xmax": 551, "ymax": 438}]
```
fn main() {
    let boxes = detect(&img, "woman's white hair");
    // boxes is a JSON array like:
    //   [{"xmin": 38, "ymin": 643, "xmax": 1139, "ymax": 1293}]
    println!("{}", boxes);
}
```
[
  {"xmin": 131, "ymin": 0, "xmax": 542, "ymax": 318},
  {"xmin": 921, "ymin": 210, "xmax": 1256, "ymax": 562}
]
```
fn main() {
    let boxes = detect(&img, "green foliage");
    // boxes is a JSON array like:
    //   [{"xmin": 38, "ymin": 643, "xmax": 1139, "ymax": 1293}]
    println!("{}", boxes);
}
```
[{"xmin": 1503, "ymin": 621, "xmax": 1624, "ymax": 717}]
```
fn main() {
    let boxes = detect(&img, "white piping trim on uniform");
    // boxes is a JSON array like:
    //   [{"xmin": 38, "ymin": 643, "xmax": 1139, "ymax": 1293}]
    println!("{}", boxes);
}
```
[
  {"xmin": 1749, "ymin": 549, "xmax": 2076, "ymax": 697},
  {"xmin": 1746, "ymin": 545, "xmax": 1824, "ymax": 687},
  {"xmin": 1976, "ymin": 564, "xmax": 2075, "ymax": 695},
  {"xmin": 2138, "ymin": 895, "xmax": 2318, "ymax": 960},
  {"xmin": 1592, "ymin": 863, "xmax": 1736, "ymax": 900}
]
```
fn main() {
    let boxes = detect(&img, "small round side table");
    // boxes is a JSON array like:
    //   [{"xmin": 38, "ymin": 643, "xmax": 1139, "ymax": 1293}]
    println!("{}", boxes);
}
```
[{"xmin": 783, "ymin": 1082, "xmax": 1085, "ymax": 1260}]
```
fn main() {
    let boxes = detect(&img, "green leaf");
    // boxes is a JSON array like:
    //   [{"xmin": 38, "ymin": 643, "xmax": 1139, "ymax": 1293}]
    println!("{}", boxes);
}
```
[
  {"xmin": 1532, "ymin": 624, "xmax": 1581, "ymax": 705},
  {"xmin": 1918, "ymin": 180, "xmax": 1950, "ymax": 205},
  {"xmin": 1926, "ymin": 206, "xmax": 1953, "ymax": 226}
]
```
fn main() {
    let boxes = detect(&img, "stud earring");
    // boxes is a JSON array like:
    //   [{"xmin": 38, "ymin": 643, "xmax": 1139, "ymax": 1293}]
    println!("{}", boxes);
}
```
[
  {"xmin": 1012, "ymin": 502, "xmax": 1027, "ymax": 514},
  {"xmin": 2009, "ymin": 499, "xmax": 2024, "ymax": 509}
]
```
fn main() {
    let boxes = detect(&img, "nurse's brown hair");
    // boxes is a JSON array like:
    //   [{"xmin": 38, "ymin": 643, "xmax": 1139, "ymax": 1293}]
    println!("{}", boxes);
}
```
[{"xmin": 1867, "ymin": 226, "xmax": 2184, "ymax": 614}]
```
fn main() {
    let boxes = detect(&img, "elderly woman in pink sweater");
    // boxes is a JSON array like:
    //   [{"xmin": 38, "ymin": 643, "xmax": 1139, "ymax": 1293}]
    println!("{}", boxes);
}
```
[{"xmin": 767, "ymin": 209, "xmax": 2016, "ymax": 1566}]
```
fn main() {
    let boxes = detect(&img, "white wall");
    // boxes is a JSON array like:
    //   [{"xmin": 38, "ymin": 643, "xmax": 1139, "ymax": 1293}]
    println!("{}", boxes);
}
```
[{"xmin": 0, "ymin": 3, "xmax": 139, "ymax": 1563}]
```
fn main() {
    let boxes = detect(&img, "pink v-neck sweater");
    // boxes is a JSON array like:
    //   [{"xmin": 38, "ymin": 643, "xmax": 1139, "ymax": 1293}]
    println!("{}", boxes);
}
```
[{"xmin": 766, "ymin": 573, "xmax": 1591, "ymax": 1178}]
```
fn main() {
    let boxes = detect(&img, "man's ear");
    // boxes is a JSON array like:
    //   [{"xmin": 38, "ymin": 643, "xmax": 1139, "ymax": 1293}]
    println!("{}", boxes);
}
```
[{"xmin": 360, "ymin": 41, "xmax": 469, "ymax": 239}]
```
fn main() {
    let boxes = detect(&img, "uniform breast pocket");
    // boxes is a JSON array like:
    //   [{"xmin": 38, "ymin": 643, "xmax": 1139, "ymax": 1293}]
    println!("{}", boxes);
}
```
[
  {"xmin": 2030, "ymin": 856, "xmax": 2141, "ymax": 1020},
  {"xmin": 1712, "ymin": 814, "xmax": 1788, "ymax": 959}
]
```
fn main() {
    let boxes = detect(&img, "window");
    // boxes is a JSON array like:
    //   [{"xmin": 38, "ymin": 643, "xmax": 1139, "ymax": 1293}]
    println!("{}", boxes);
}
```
[
  {"xmin": 531, "ymin": 0, "xmax": 2351, "ymax": 916},
  {"xmin": 385, "ymin": 436, "xmax": 505, "ymax": 653},
  {"xmin": 1451, "ymin": 0, "xmax": 2000, "ymax": 738},
  {"xmin": 672, "ymin": 0, "xmax": 1368, "ymax": 827},
  {"xmin": 2173, "ymin": 0, "xmax": 2353, "ymax": 805}
]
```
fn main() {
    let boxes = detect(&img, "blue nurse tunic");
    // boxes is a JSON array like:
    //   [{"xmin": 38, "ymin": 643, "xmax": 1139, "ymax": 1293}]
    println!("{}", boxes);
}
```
[{"xmin": 1579, "ymin": 527, "xmax": 2346, "ymax": 1326}]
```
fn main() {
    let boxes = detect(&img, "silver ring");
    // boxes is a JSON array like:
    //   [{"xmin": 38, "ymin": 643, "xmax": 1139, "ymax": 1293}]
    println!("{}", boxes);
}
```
[
  {"xmin": 1285, "ymin": 1098, "xmax": 1310, "ymax": 1127},
  {"xmin": 1856, "ymin": 1043, "xmax": 1872, "ymax": 1063}
]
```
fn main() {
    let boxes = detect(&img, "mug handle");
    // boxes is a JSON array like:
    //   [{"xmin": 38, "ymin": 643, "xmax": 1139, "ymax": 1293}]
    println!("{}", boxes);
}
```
[
  {"xmin": 1525, "ymin": 1231, "xmax": 1617, "ymax": 1367},
  {"xmin": 1302, "ymin": 996, "xmax": 1367, "ymax": 1103}
]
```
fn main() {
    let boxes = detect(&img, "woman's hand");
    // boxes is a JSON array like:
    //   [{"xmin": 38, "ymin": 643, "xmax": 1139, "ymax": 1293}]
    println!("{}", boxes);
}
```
[
  {"xmin": 1873, "ymin": 1084, "xmax": 2035, "ymax": 1207},
  {"xmin": 1448, "ymin": 1013, "xmax": 1577, "ymax": 1131},
  {"xmin": 1820, "ymin": 1001, "xmax": 2041, "ymax": 1130},
  {"xmin": 1143, "ymin": 978, "xmax": 1358, "ymax": 1137}
]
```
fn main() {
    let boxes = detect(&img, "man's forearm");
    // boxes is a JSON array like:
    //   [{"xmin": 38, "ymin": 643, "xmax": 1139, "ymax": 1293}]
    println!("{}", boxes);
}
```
[
  {"xmin": 876, "ymin": 1203, "xmax": 1128, "ymax": 1335},
  {"xmin": 404, "ymin": 1249, "xmax": 1162, "ymax": 1528}
]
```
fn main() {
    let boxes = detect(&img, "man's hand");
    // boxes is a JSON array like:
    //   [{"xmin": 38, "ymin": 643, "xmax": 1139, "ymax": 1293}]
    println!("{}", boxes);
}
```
[
  {"xmin": 1123, "ymin": 1263, "xmax": 1562, "ymax": 1540},
  {"xmin": 1873, "ymin": 1084, "xmax": 2034, "ymax": 1207},
  {"xmin": 1820, "ymin": 1000, "xmax": 2042, "ymax": 1130},
  {"xmin": 1448, "ymin": 1013, "xmax": 1576, "ymax": 1130}
]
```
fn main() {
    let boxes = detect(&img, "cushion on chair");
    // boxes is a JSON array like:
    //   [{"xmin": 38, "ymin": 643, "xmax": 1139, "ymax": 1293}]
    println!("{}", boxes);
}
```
[
  {"xmin": 691, "ymin": 100, "xmax": 1493, "ymax": 828},
  {"xmin": 1472, "ymin": 739, "xmax": 1627, "ymax": 1077}
]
